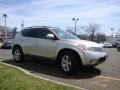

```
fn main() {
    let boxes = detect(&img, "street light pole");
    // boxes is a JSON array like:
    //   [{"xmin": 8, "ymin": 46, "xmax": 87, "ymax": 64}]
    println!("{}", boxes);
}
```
[
  {"xmin": 111, "ymin": 28, "xmax": 114, "ymax": 37},
  {"xmin": 21, "ymin": 20, "xmax": 24, "ymax": 29},
  {"xmin": 72, "ymin": 18, "xmax": 79, "ymax": 35},
  {"xmin": 3, "ymin": 14, "xmax": 7, "ymax": 38},
  {"xmin": 111, "ymin": 28, "xmax": 114, "ymax": 44}
]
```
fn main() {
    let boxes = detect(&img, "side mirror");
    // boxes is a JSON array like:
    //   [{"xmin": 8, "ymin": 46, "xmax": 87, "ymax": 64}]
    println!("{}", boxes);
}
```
[{"xmin": 46, "ymin": 34, "xmax": 55, "ymax": 39}]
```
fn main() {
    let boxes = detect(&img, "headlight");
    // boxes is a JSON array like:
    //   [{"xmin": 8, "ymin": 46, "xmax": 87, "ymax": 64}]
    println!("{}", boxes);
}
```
[
  {"xmin": 86, "ymin": 47, "xmax": 96, "ymax": 51},
  {"xmin": 86, "ymin": 47, "xmax": 105, "ymax": 52},
  {"xmin": 77, "ymin": 44, "xmax": 104, "ymax": 52},
  {"xmin": 77, "ymin": 44, "xmax": 86, "ymax": 51}
]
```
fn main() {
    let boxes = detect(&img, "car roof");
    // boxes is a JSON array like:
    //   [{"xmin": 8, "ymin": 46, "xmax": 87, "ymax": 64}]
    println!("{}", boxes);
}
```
[{"xmin": 24, "ymin": 26, "xmax": 57, "ymax": 30}]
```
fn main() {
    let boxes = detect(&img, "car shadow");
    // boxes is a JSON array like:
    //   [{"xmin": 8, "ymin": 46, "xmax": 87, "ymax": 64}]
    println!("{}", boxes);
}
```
[
  {"xmin": 2, "ymin": 58, "xmax": 101, "ymax": 80},
  {"xmin": 0, "ymin": 47, "xmax": 12, "ymax": 49}
]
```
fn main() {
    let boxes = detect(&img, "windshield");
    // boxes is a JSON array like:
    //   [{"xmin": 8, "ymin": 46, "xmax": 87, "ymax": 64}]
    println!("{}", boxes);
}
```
[{"xmin": 52, "ymin": 29, "xmax": 79, "ymax": 40}]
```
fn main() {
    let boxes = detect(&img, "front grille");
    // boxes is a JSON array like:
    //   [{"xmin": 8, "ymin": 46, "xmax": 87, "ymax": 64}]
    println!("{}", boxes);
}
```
[{"xmin": 94, "ymin": 47, "xmax": 104, "ymax": 52}]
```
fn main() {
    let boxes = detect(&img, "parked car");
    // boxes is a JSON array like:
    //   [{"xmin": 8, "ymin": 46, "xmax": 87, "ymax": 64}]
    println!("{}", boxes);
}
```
[
  {"xmin": 98, "ymin": 42, "xmax": 105, "ymax": 47},
  {"xmin": 12, "ymin": 26, "xmax": 108, "ymax": 74},
  {"xmin": 2, "ymin": 38, "xmax": 14, "ymax": 48},
  {"xmin": 103, "ymin": 42, "xmax": 113, "ymax": 48}
]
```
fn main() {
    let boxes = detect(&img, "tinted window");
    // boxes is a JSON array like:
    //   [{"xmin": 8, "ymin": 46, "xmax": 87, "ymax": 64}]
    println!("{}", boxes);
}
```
[
  {"xmin": 21, "ymin": 29, "xmax": 37, "ymax": 38},
  {"xmin": 37, "ymin": 28, "xmax": 53, "ymax": 39},
  {"xmin": 21, "ymin": 29, "xmax": 27, "ymax": 36}
]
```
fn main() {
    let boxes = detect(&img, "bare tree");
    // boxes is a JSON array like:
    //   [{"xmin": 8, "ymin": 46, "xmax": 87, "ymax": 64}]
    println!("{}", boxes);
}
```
[
  {"xmin": 96, "ymin": 33, "xmax": 106, "ymax": 42},
  {"xmin": 0, "ymin": 25, "xmax": 5, "ymax": 32},
  {"xmin": 66, "ymin": 26, "xmax": 81, "ymax": 35},
  {"xmin": 81, "ymin": 23, "xmax": 101, "ymax": 41}
]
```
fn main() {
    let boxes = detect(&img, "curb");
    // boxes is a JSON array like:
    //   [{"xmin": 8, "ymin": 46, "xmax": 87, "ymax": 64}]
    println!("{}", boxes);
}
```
[
  {"xmin": 0, "ymin": 43, "xmax": 2, "ymax": 47},
  {"xmin": 0, "ymin": 61, "xmax": 87, "ymax": 90}
]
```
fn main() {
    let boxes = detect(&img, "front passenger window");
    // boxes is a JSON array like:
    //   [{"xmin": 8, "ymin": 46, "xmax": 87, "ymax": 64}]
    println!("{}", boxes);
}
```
[{"xmin": 37, "ymin": 28, "xmax": 53, "ymax": 39}]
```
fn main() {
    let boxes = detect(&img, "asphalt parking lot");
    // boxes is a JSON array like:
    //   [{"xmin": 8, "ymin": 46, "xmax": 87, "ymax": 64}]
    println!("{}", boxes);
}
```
[{"xmin": 0, "ymin": 48, "xmax": 120, "ymax": 90}]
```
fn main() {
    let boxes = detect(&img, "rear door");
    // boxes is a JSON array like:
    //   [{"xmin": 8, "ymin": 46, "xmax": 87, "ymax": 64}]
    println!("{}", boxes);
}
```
[{"xmin": 21, "ymin": 28, "xmax": 37, "ymax": 55}]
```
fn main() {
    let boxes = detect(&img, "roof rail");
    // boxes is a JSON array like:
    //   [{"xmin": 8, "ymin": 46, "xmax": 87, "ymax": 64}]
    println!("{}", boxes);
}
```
[
  {"xmin": 24, "ymin": 26, "xmax": 48, "ymax": 29},
  {"xmin": 24, "ymin": 26, "xmax": 58, "ymax": 30}
]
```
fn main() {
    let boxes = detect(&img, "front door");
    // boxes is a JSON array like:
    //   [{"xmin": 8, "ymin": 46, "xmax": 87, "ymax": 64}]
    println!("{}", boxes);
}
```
[{"xmin": 35, "ymin": 28, "xmax": 57, "ymax": 59}]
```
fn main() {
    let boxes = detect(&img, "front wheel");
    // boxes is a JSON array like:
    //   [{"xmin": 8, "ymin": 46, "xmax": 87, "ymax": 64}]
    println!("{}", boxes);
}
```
[
  {"xmin": 13, "ymin": 47, "xmax": 25, "ymax": 62},
  {"xmin": 117, "ymin": 47, "xmax": 120, "ymax": 51},
  {"xmin": 60, "ymin": 51, "xmax": 80, "ymax": 75}
]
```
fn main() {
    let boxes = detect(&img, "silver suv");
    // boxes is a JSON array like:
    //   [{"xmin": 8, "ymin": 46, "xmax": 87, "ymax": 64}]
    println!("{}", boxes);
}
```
[{"xmin": 12, "ymin": 26, "xmax": 107, "ymax": 74}]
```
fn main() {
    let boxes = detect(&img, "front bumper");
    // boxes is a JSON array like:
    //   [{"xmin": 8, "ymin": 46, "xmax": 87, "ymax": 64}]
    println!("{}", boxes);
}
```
[
  {"xmin": 89, "ymin": 55, "xmax": 107, "ymax": 66},
  {"xmin": 83, "ymin": 51, "xmax": 108, "ymax": 66}
]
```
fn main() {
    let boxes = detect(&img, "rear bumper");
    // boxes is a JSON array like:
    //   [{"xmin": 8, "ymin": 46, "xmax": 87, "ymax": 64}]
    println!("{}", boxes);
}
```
[{"xmin": 2, "ymin": 43, "xmax": 13, "ymax": 48}]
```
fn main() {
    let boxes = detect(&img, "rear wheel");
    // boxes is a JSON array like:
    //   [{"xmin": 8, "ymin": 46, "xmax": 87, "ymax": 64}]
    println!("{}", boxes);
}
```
[
  {"xmin": 13, "ymin": 47, "xmax": 25, "ymax": 62},
  {"xmin": 60, "ymin": 51, "xmax": 80, "ymax": 75}
]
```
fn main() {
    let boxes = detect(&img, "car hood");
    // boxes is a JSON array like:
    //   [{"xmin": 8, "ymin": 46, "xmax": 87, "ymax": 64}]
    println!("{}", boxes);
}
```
[{"xmin": 66, "ymin": 39, "xmax": 101, "ymax": 47}]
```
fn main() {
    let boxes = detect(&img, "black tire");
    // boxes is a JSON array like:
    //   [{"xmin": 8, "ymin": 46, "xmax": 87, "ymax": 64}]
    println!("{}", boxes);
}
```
[
  {"xmin": 60, "ymin": 51, "xmax": 80, "ymax": 75},
  {"xmin": 1, "ymin": 44, "xmax": 5, "ymax": 49},
  {"xmin": 117, "ymin": 48, "xmax": 120, "ymax": 51},
  {"xmin": 117, "ymin": 46, "xmax": 120, "ymax": 51},
  {"xmin": 13, "ymin": 47, "xmax": 25, "ymax": 62}
]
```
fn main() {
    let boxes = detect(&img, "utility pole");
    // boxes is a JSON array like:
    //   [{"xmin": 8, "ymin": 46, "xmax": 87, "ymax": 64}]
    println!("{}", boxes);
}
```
[
  {"xmin": 21, "ymin": 20, "xmax": 24, "ymax": 29},
  {"xmin": 111, "ymin": 28, "xmax": 114, "ymax": 37},
  {"xmin": 72, "ymin": 18, "xmax": 79, "ymax": 35},
  {"xmin": 3, "ymin": 14, "xmax": 7, "ymax": 38},
  {"xmin": 111, "ymin": 28, "xmax": 114, "ymax": 44}
]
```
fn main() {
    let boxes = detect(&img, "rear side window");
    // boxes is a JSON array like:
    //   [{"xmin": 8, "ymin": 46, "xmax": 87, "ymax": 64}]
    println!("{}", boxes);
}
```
[{"xmin": 21, "ymin": 29, "xmax": 37, "ymax": 38}]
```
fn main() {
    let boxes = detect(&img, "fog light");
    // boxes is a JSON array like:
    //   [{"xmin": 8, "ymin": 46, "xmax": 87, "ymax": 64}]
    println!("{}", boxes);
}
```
[{"xmin": 89, "ymin": 60, "xmax": 96, "ymax": 64}]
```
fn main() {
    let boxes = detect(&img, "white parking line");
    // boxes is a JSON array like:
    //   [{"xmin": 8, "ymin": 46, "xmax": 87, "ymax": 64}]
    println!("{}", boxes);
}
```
[
  {"xmin": 0, "ymin": 61, "xmax": 87, "ymax": 90},
  {"xmin": 83, "ymin": 71, "xmax": 120, "ymax": 81},
  {"xmin": 98, "ymin": 75, "xmax": 120, "ymax": 81},
  {"xmin": 0, "ymin": 57, "xmax": 11, "ymax": 59}
]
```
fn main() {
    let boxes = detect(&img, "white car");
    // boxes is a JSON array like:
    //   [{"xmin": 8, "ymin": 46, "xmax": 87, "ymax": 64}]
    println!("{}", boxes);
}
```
[
  {"xmin": 12, "ymin": 26, "xmax": 108, "ymax": 74},
  {"xmin": 103, "ymin": 42, "xmax": 113, "ymax": 48},
  {"xmin": 2, "ymin": 38, "xmax": 14, "ymax": 48},
  {"xmin": 98, "ymin": 42, "xmax": 105, "ymax": 47}
]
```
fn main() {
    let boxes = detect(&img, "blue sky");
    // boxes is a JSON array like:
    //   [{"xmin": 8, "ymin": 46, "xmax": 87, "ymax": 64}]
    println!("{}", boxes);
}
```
[{"xmin": 0, "ymin": 0, "xmax": 120, "ymax": 35}]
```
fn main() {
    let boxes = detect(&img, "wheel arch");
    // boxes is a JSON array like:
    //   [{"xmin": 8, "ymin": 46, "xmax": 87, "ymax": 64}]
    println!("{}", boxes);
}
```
[
  {"xmin": 56, "ymin": 48, "xmax": 82, "ymax": 65},
  {"xmin": 12, "ymin": 44, "xmax": 23, "ymax": 55}
]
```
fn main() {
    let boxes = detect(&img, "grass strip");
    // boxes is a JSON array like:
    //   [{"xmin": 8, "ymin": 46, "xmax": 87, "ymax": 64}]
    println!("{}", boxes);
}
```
[{"xmin": 0, "ymin": 63, "xmax": 78, "ymax": 90}]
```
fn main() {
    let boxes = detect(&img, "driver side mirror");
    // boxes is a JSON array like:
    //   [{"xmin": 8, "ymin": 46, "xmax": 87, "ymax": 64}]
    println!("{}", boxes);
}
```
[{"xmin": 46, "ymin": 34, "xmax": 55, "ymax": 39}]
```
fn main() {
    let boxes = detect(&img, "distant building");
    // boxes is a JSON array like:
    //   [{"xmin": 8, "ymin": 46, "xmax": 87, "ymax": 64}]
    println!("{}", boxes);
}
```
[
  {"xmin": 0, "ymin": 31, "xmax": 5, "ymax": 42},
  {"xmin": 106, "ymin": 32, "xmax": 120, "ymax": 45},
  {"xmin": 77, "ymin": 34, "xmax": 106, "ymax": 43},
  {"xmin": 115, "ymin": 32, "xmax": 120, "ymax": 45},
  {"xmin": 106, "ymin": 35, "xmax": 115, "ymax": 44}
]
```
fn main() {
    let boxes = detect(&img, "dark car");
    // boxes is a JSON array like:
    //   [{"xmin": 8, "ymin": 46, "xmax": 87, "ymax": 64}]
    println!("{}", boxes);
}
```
[{"xmin": 117, "ymin": 45, "xmax": 120, "ymax": 51}]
